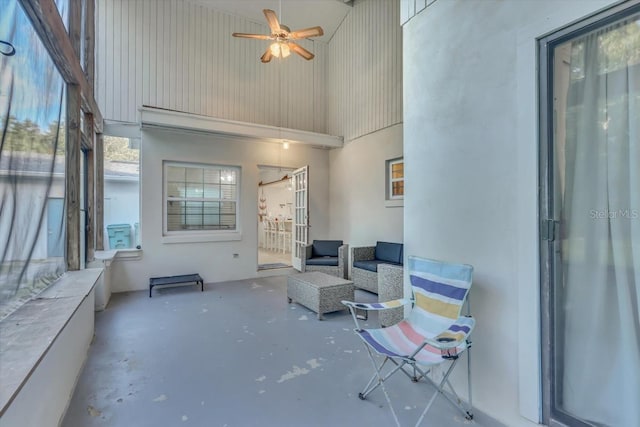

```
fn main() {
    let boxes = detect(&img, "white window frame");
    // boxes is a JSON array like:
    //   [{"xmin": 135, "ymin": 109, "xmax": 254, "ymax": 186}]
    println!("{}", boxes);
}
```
[
  {"xmin": 386, "ymin": 157, "xmax": 404, "ymax": 207},
  {"xmin": 162, "ymin": 161, "xmax": 241, "ymax": 243}
]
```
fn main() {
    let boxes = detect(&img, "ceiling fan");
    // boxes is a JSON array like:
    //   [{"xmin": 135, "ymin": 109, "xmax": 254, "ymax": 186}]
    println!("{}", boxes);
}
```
[{"xmin": 232, "ymin": 9, "xmax": 324, "ymax": 63}]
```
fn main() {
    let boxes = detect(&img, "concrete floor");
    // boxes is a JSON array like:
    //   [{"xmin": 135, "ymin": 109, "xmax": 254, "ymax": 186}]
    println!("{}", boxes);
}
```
[
  {"xmin": 258, "ymin": 248, "xmax": 291, "ymax": 268},
  {"xmin": 63, "ymin": 275, "xmax": 490, "ymax": 427}
]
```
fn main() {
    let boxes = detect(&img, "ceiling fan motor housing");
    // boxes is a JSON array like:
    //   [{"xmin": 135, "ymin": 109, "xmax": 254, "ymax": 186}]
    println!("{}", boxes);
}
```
[{"xmin": 275, "ymin": 24, "xmax": 291, "ymax": 38}]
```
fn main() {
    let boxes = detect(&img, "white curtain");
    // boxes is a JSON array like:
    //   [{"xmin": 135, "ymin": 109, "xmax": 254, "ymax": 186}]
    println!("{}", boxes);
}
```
[{"xmin": 560, "ymin": 17, "xmax": 640, "ymax": 427}]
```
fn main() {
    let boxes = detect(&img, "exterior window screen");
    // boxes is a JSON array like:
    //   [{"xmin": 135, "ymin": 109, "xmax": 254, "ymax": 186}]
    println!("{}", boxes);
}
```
[
  {"xmin": 164, "ymin": 163, "xmax": 239, "ymax": 233},
  {"xmin": 0, "ymin": 1, "xmax": 67, "ymax": 320}
]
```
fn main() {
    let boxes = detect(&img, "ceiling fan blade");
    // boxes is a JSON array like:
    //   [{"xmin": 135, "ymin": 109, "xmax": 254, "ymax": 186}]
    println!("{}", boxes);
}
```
[
  {"xmin": 288, "ymin": 42, "xmax": 314, "ymax": 60},
  {"xmin": 263, "ymin": 9, "xmax": 281, "ymax": 33},
  {"xmin": 288, "ymin": 26, "xmax": 324, "ymax": 39},
  {"xmin": 261, "ymin": 48, "xmax": 273, "ymax": 63},
  {"xmin": 232, "ymin": 33, "xmax": 272, "ymax": 40}
]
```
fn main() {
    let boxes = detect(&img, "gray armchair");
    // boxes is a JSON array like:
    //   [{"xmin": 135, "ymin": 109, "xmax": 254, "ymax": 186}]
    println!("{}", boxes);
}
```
[
  {"xmin": 351, "ymin": 241, "xmax": 403, "ymax": 294},
  {"xmin": 378, "ymin": 264, "xmax": 404, "ymax": 327},
  {"xmin": 302, "ymin": 240, "xmax": 348, "ymax": 279}
]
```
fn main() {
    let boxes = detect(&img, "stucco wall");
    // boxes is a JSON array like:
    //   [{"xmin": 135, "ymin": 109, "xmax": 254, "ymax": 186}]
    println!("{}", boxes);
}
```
[
  {"xmin": 110, "ymin": 127, "xmax": 330, "ymax": 292},
  {"xmin": 329, "ymin": 124, "xmax": 403, "ymax": 248},
  {"xmin": 402, "ymin": 0, "xmax": 616, "ymax": 425}
]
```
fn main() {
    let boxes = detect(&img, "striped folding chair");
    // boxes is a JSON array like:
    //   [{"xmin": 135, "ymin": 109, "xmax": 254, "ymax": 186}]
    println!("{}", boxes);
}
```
[{"xmin": 342, "ymin": 255, "xmax": 475, "ymax": 427}]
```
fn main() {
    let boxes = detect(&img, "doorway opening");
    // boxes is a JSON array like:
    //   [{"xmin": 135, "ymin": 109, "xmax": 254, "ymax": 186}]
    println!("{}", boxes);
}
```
[{"xmin": 257, "ymin": 166, "xmax": 295, "ymax": 270}]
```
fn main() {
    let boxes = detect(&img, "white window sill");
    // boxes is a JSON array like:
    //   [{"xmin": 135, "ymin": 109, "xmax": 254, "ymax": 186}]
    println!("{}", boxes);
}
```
[
  {"xmin": 162, "ymin": 232, "xmax": 242, "ymax": 244},
  {"xmin": 90, "ymin": 249, "xmax": 142, "ymax": 267},
  {"xmin": 385, "ymin": 199, "xmax": 404, "ymax": 208},
  {"xmin": 114, "ymin": 248, "xmax": 143, "ymax": 260}
]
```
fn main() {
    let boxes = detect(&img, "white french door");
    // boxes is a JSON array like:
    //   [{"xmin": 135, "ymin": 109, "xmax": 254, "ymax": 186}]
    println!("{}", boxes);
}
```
[{"xmin": 291, "ymin": 165, "xmax": 309, "ymax": 271}]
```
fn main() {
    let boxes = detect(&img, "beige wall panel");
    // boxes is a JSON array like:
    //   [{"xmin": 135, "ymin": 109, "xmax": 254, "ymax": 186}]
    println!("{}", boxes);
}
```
[{"xmin": 326, "ymin": 0, "xmax": 402, "ymax": 143}]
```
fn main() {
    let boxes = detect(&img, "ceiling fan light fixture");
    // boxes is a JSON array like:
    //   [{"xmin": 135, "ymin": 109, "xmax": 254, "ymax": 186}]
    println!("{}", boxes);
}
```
[
  {"xmin": 269, "ymin": 41, "xmax": 291, "ymax": 59},
  {"xmin": 270, "ymin": 42, "xmax": 281, "ymax": 57},
  {"xmin": 280, "ymin": 42, "xmax": 291, "ymax": 58}
]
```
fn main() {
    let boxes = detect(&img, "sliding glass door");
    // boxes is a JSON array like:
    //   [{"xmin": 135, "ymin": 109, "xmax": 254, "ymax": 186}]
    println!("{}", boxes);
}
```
[{"xmin": 540, "ymin": 3, "xmax": 640, "ymax": 426}]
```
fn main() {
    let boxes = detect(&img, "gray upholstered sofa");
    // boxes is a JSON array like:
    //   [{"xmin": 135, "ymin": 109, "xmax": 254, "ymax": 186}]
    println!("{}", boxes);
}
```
[
  {"xmin": 351, "ymin": 241, "xmax": 403, "ymax": 293},
  {"xmin": 302, "ymin": 240, "xmax": 348, "ymax": 279}
]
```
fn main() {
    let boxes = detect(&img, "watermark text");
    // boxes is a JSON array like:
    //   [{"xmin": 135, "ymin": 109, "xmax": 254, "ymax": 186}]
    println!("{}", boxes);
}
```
[{"xmin": 589, "ymin": 209, "xmax": 639, "ymax": 220}]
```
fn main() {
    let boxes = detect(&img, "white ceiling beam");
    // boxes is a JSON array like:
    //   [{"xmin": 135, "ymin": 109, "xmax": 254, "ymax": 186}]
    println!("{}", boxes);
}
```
[{"xmin": 139, "ymin": 107, "xmax": 343, "ymax": 148}]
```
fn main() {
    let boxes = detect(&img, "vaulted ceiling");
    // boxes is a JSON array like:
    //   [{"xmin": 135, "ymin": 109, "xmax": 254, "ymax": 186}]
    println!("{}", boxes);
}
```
[{"xmin": 191, "ymin": 0, "xmax": 352, "ymax": 42}]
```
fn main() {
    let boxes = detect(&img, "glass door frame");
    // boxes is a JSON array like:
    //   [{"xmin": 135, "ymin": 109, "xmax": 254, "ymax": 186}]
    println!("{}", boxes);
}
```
[{"xmin": 538, "ymin": 2, "xmax": 640, "ymax": 426}]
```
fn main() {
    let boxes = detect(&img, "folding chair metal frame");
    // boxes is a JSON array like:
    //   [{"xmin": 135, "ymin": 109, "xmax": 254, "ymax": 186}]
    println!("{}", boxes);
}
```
[{"xmin": 342, "ymin": 256, "xmax": 475, "ymax": 427}]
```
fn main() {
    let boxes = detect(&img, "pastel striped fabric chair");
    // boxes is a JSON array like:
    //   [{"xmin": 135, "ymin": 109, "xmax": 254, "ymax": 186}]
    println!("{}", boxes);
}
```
[{"xmin": 342, "ymin": 255, "xmax": 475, "ymax": 427}]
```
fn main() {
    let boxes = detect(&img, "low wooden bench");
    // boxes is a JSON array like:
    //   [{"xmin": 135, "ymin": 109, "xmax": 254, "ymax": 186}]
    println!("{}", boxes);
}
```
[{"xmin": 149, "ymin": 274, "xmax": 203, "ymax": 297}]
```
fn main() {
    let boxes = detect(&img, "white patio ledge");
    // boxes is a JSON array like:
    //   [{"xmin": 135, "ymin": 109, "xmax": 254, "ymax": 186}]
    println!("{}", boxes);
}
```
[{"xmin": 0, "ymin": 268, "xmax": 102, "ymax": 422}]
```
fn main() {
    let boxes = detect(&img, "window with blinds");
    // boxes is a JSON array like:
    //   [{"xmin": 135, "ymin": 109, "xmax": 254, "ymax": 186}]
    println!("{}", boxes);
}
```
[{"xmin": 164, "ymin": 162, "xmax": 239, "ymax": 233}]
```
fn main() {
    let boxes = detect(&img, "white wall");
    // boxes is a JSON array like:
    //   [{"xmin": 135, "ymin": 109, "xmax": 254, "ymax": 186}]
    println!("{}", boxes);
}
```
[
  {"xmin": 402, "ymin": 0, "xmax": 617, "ymax": 426},
  {"xmin": 110, "ymin": 126, "xmax": 330, "ymax": 292},
  {"xmin": 329, "ymin": 124, "xmax": 403, "ymax": 247}
]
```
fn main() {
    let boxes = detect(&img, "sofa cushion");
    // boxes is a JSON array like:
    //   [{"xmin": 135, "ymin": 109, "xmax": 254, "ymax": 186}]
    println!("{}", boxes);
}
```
[
  {"xmin": 353, "ymin": 259, "xmax": 402, "ymax": 273},
  {"xmin": 306, "ymin": 257, "xmax": 339, "ymax": 267},
  {"xmin": 312, "ymin": 240, "xmax": 343, "ymax": 257},
  {"xmin": 375, "ymin": 241, "xmax": 403, "ymax": 264}
]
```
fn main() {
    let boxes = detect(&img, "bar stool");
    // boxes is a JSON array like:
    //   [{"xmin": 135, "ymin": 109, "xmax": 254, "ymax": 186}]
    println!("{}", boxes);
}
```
[
  {"xmin": 277, "ymin": 220, "xmax": 292, "ymax": 253},
  {"xmin": 265, "ymin": 219, "xmax": 277, "ymax": 251},
  {"xmin": 262, "ymin": 219, "xmax": 270, "ymax": 250}
]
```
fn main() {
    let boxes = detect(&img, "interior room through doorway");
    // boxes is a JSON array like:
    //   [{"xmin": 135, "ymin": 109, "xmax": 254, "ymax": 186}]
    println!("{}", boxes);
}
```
[{"xmin": 258, "ymin": 165, "xmax": 295, "ymax": 270}]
